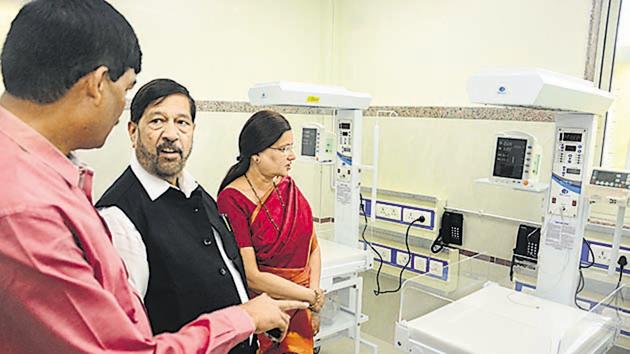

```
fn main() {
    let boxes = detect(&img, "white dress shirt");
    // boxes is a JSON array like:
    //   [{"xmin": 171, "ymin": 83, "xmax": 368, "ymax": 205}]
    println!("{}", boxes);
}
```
[{"xmin": 99, "ymin": 153, "xmax": 249, "ymax": 306}]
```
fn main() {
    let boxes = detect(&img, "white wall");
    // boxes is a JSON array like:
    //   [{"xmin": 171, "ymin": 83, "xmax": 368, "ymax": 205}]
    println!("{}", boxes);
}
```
[
  {"xmin": 332, "ymin": 0, "xmax": 593, "ymax": 105},
  {"xmin": 109, "ymin": 0, "xmax": 332, "ymax": 100}
]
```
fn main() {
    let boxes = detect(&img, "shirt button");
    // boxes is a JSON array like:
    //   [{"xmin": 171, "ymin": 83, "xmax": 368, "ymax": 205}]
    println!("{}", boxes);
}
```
[
  {"xmin": 193, "ymin": 207, "xmax": 199, "ymax": 213},
  {"xmin": 203, "ymin": 238, "xmax": 213, "ymax": 246},
  {"xmin": 219, "ymin": 268, "xmax": 227, "ymax": 276}
]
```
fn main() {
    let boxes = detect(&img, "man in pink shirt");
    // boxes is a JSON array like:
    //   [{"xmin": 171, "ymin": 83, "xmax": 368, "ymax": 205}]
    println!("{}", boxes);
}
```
[{"xmin": 0, "ymin": 1, "xmax": 305, "ymax": 353}]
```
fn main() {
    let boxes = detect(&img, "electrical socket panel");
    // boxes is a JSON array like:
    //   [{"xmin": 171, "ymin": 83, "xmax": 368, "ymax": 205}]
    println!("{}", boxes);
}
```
[
  {"xmin": 620, "ymin": 311, "xmax": 630, "ymax": 334},
  {"xmin": 588, "ymin": 243, "xmax": 630, "ymax": 275},
  {"xmin": 374, "ymin": 203, "xmax": 402, "ymax": 220},
  {"xmin": 521, "ymin": 286, "xmax": 536, "ymax": 295},
  {"xmin": 428, "ymin": 259, "xmax": 444, "ymax": 278},
  {"xmin": 360, "ymin": 198, "xmax": 370, "ymax": 215},
  {"xmin": 402, "ymin": 208, "xmax": 434, "ymax": 228},
  {"xmin": 371, "ymin": 245, "xmax": 392, "ymax": 264},
  {"xmin": 592, "ymin": 244, "xmax": 611, "ymax": 265},
  {"xmin": 396, "ymin": 251, "xmax": 411, "ymax": 267},
  {"xmin": 576, "ymin": 299, "xmax": 592, "ymax": 310},
  {"xmin": 413, "ymin": 256, "xmax": 428, "ymax": 273}
]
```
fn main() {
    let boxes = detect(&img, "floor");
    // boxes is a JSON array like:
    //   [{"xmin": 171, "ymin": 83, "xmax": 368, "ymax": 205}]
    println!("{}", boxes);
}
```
[
  {"xmin": 319, "ymin": 332, "xmax": 398, "ymax": 354},
  {"xmin": 318, "ymin": 333, "xmax": 630, "ymax": 354}
]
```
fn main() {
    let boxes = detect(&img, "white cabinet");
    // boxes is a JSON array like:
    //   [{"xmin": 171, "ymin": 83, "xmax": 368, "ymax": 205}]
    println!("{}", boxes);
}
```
[{"xmin": 315, "ymin": 239, "xmax": 377, "ymax": 354}]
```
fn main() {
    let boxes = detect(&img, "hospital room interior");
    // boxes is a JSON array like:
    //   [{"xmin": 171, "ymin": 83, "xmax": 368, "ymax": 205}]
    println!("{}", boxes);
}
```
[{"xmin": 3, "ymin": 0, "xmax": 630, "ymax": 353}]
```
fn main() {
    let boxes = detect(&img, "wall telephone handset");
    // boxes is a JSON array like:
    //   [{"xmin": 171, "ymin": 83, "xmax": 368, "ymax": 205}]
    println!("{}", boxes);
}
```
[
  {"xmin": 431, "ymin": 211, "xmax": 464, "ymax": 253},
  {"xmin": 514, "ymin": 224, "xmax": 540, "ymax": 262},
  {"xmin": 440, "ymin": 211, "xmax": 464, "ymax": 245}
]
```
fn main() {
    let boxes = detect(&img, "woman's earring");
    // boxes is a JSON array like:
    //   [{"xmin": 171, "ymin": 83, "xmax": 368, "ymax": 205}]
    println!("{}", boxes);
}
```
[{"xmin": 255, "ymin": 158, "xmax": 261, "ymax": 164}]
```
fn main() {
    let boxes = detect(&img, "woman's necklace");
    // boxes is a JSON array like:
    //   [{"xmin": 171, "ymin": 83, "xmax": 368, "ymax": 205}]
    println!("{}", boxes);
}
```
[{"xmin": 244, "ymin": 174, "xmax": 286, "ymax": 233}]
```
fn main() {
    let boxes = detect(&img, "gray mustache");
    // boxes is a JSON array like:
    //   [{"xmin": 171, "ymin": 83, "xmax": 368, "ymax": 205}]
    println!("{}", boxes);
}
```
[{"xmin": 157, "ymin": 143, "xmax": 182, "ymax": 154}]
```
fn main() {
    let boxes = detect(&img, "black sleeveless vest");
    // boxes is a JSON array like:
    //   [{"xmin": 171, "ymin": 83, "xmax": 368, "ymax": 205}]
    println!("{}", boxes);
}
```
[{"xmin": 96, "ymin": 167, "xmax": 255, "ymax": 354}]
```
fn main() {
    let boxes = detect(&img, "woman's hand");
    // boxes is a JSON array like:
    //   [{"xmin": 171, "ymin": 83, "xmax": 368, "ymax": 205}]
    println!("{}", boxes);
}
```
[
  {"xmin": 309, "ymin": 288, "xmax": 325, "ymax": 313},
  {"xmin": 311, "ymin": 312, "xmax": 320, "ymax": 336}
]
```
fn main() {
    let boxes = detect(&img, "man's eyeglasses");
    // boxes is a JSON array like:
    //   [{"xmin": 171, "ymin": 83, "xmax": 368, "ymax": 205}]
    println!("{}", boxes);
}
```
[{"xmin": 269, "ymin": 145, "xmax": 294, "ymax": 154}]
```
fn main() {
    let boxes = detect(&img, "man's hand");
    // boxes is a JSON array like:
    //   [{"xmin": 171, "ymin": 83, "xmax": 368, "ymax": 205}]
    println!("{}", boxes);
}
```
[{"xmin": 240, "ymin": 293, "xmax": 308, "ymax": 341}]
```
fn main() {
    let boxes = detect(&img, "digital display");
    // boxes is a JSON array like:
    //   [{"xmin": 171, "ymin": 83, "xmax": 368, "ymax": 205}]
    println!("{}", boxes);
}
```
[
  {"xmin": 562, "ymin": 133, "xmax": 582, "ymax": 142},
  {"xmin": 301, "ymin": 128, "xmax": 317, "ymax": 157},
  {"xmin": 340, "ymin": 122, "xmax": 351, "ymax": 130},
  {"xmin": 493, "ymin": 137, "xmax": 527, "ymax": 180},
  {"xmin": 564, "ymin": 145, "xmax": 577, "ymax": 152},
  {"xmin": 591, "ymin": 170, "xmax": 628, "ymax": 184},
  {"xmin": 566, "ymin": 168, "xmax": 581, "ymax": 175}
]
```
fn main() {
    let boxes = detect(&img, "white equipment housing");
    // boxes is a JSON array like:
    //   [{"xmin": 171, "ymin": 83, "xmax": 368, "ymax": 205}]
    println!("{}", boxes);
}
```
[
  {"xmin": 585, "ymin": 167, "xmax": 630, "ymax": 200},
  {"xmin": 249, "ymin": 81, "xmax": 371, "ymax": 249},
  {"xmin": 249, "ymin": 81, "xmax": 375, "ymax": 354},
  {"xmin": 395, "ymin": 283, "xmax": 615, "ymax": 354},
  {"xmin": 248, "ymin": 81, "xmax": 371, "ymax": 110},
  {"xmin": 469, "ymin": 68, "xmax": 613, "ymax": 304},
  {"xmin": 394, "ymin": 69, "xmax": 617, "ymax": 354},
  {"xmin": 467, "ymin": 68, "xmax": 613, "ymax": 114}
]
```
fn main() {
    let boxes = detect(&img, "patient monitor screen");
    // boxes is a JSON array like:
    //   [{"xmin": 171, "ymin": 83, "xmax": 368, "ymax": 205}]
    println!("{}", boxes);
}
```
[
  {"xmin": 493, "ymin": 137, "xmax": 527, "ymax": 180},
  {"xmin": 301, "ymin": 127, "xmax": 317, "ymax": 157}
]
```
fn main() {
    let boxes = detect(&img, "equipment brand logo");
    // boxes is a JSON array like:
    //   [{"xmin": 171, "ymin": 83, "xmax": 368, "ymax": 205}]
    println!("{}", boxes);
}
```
[{"xmin": 497, "ymin": 86, "xmax": 507, "ymax": 94}]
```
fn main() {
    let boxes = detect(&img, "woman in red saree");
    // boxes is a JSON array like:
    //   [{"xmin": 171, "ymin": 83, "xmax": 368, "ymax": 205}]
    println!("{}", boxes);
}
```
[{"xmin": 217, "ymin": 110, "xmax": 324, "ymax": 354}]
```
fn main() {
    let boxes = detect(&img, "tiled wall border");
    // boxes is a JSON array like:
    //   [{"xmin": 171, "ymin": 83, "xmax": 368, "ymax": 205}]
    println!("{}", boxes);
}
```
[{"xmin": 188, "ymin": 101, "xmax": 557, "ymax": 122}]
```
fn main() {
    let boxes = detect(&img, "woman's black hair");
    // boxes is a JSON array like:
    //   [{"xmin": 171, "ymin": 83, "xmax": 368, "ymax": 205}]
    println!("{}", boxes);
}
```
[{"xmin": 219, "ymin": 110, "xmax": 291, "ymax": 192}]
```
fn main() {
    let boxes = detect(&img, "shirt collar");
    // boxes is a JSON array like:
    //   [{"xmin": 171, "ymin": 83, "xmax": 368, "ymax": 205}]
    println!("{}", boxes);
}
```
[
  {"xmin": 0, "ymin": 104, "xmax": 84, "ymax": 187},
  {"xmin": 129, "ymin": 152, "xmax": 198, "ymax": 201}
]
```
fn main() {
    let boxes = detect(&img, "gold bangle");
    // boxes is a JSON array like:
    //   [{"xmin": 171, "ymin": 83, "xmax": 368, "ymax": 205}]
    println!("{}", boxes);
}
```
[{"xmin": 309, "ymin": 289, "xmax": 318, "ymax": 305}]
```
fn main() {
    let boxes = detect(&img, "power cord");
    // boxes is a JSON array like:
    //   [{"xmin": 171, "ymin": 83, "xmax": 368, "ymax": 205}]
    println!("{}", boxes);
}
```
[
  {"xmin": 430, "ymin": 231, "xmax": 444, "ymax": 254},
  {"xmin": 574, "ymin": 239, "xmax": 597, "ymax": 310},
  {"xmin": 376, "ymin": 215, "xmax": 425, "ymax": 295},
  {"xmin": 359, "ymin": 193, "xmax": 424, "ymax": 296},
  {"xmin": 617, "ymin": 255, "xmax": 627, "ymax": 289},
  {"xmin": 359, "ymin": 194, "xmax": 385, "ymax": 295}
]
